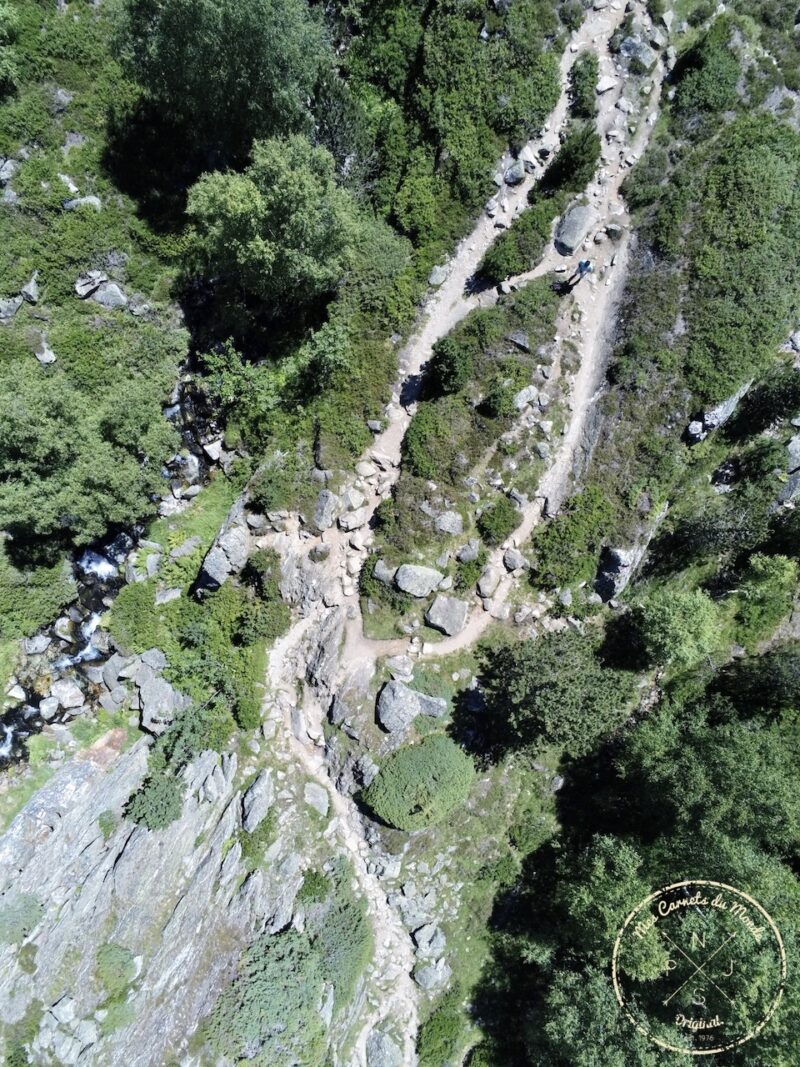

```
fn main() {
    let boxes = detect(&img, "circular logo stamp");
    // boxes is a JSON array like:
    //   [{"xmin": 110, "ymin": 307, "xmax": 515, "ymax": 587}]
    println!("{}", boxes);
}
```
[{"xmin": 612, "ymin": 880, "xmax": 786, "ymax": 1055}]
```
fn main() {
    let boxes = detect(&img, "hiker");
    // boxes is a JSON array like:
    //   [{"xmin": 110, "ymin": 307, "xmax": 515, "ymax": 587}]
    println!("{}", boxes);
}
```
[{"xmin": 567, "ymin": 259, "xmax": 593, "ymax": 287}]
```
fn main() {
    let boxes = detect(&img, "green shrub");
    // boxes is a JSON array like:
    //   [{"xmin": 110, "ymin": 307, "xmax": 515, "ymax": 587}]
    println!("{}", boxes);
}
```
[
  {"xmin": 362, "ymin": 736, "xmax": 475, "ymax": 831},
  {"xmin": 675, "ymin": 18, "xmax": 740, "ymax": 117},
  {"xmin": 427, "ymin": 336, "xmax": 474, "ymax": 395},
  {"xmin": 306, "ymin": 861, "xmax": 372, "ymax": 1006},
  {"xmin": 418, "ymin": 985, "xmax": 465, "ymax": 1067},
  {"xmin": 570, "ymin": 52, "xmax": 598, "ymax": 119},
  {"xmin": 239, "ymin": 810, "xmax": 277, "ymax": 871},
  {"xmin": 736, "ymin": 553, "xmax": 798, "ymax": 649},
  {"xmin": 0, "ymin": 544, "xmax": 76, "ymax": 640},
  {"xmin": 204, "ymin": 930, "xmax": 326, "ymax": 1066},
  {"xmin": 477, "ymin": 496, "xmax": 520, "ymax": 546},
  {"xmin": 98, "ymin": 811, "xmax": 118, "ymax": 840},
  {"xmin": 298, "ymin": 869, "xmax": 331, "ymax": 904},
  {"xmin": 530, "ymin": 486, "xmax": 613, "ymax": 587}
]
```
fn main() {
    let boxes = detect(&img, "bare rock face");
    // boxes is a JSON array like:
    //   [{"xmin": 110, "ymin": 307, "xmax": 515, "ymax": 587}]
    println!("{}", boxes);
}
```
[
  {"xmin": 594, "ymin": 545, "xmax": 644, "ymax": 601},
  {"xmin": 0, "ymin": 737, "xmax": 301, "ymax": 1067},
  {"xmin": 242, "ymin": 769, "xmax": 274, "ymax": 832},
  {"xmin": 197, "ymin": 497, "xmax": 251, "ymax": 592}
]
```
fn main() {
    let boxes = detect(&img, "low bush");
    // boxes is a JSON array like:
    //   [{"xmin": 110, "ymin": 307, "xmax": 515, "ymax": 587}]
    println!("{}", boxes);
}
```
[
  {"xmin": 95, "ymin": 943, "xmax": 136, "ymax": 999},
  {"xmin": 362, "ymin": 735, "xmax": 475, "ymax": 831},
  {"xmin": 418, "ymin": 985, "xmax": 465, "ymax": 1067},
  {"xmin": 530, "ymin": 486, "xmax": 613, "ymax": 587},
  {"xmin": 477, "ymin": 496, "xmax": 520, "ymax": 546},
  {"xmin": 634, "ymin": 588, "xmax": 718, "ymax": 668},
  {"xmin": 735, "ymin": 553, "xmax": 798, "ymax": 649}
]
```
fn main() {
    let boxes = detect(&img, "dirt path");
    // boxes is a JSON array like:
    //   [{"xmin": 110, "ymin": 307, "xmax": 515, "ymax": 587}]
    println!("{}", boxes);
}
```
[{"xmin": 264, "ymin": 3, "xmax": 664, "ymax": 1061}]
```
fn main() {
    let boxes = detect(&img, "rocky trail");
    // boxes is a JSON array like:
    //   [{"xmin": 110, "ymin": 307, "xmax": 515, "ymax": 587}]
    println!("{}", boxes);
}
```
[{"xmin": 262, "ymin": 2, "xmax": 668, "ymax": 1061}]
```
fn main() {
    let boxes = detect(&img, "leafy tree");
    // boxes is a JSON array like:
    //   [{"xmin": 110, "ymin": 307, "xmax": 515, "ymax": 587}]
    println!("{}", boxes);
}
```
[
  {"xmin": 736, "ymin": 552, "xmax": 797, "ymax": 648},
  {"xmin": 187, "ymin": 135, "xmax": 360, "ymax": 312},
  {"xmin": 362, "ymin": 735, "xmax": 475, "ymax": 831},
  {"xmin": 634, "ymin": 588, "xmax": 717, "ymax": 668},
  {"xmin": 116, "ymin": 0, "xmax": 329, "ymax": 164},
  {"xmin": 0, "ymin": 0, "xmax": 18, "ymax": 98},
  {"xmin": 480, "ymin": 632, "xmax": 634, "ymax": 756}
]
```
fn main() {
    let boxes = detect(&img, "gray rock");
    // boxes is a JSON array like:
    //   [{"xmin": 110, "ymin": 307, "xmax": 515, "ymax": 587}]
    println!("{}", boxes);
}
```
[
  {"xmin": 456, "ymin": 539, "xmax": 480, "ymax": 564},
  {"xmin": 21, "ymin": 271, "xmax": 40, "ymax": 304},
  {"xmin": 413, "ymin": 957, "xmax": 452, "ymax": 991},
  {"xmin": 620, "ymin": 35, "xmax": 658, "ymax": 72},
  {"xmin": 91, "ymin": 282, "xmax": 127, "ymax": 309},
  {"xmin": 395, "ymin": 564, "xmax": 444, "ymax": 598},
  {"xmin": 63, "ymin": 195, "xmax": 102, "ymax": 212},
  {"xmin": 504, "ymin": 159, "xmax": 526, "ymax": 185},
  {"xmin": 0, "ymin": 157, "xmax": 19, "ymax": 185},
  {"xmin": 50, "ymin": 678, "xmax": 84, "ymax": 709},
  {"xmin": 169, "ymin": 536, "xmax": 201, "ymax": 560},
  {"xmin": 373, "ymin": 559, "xmax": 397, "ymax": 585},
  {"xmin": 596, "ymin": 75, "xmax": 617, "ymax": 94},
  {"xmin": 555, "ymin": 204, "xmax": 597, "ymax": 255},
  {"xmin": 31, "ymin": 330, "xmax": 56, "ymax": 365},
  {"xmin": 309, "ymin": 543, "xmax": 331, "ymax": 563},
  {"xmin": 154, "ymin": 587, "xmax": 181, "ymax": 605},
  {"xmin": 366, "ymin": 1028, "xmax": 403, "ymax": 1067},
  {"xmin": 24, "ymin": 634, "xmax": 51, "ymax": 655},
  {"xmin": 376, "ymin": 681, "xmax": 447, "ymax": 733},
  {"xmin": 703, "ymin": 380, "xmax": 752, "ymax": 432},
  {"xmin": 425, "ymin": 595, "xmax": 470, "ymax": 636},
  {"xmin": 39, "ymin": 696, "xmax": 59, "ymax": 721},
  {"xmin": 140, "ymin": 648, "xmax": 167, "ymax": 671},
  {"xmin": 477, "ymin": 566, "xmax": 502, "ymax": 598},
  {"xmin": 242, "ymin": 769, "xmax": 274, "ymax": 832},
  {"xmin": 559, "ymin": 587, "xmax": 573, "ymax": 608},
  {"xmin": 0, "ymin": 295, "xmax": 23, "ymax": 321},
  {"xmin": 312, "ymin": 489, "xmax": 340, "ymax": 532},
  {"xmin": 435, "ymin": 510, "xmax": 463, "ymax": 536},
  {"xmin": 428, "ymin": 264, "xmax": 449, "ymax": 286},
  {"xmin": 304, "ymin": 781, "xmax": 329, "ymax": 817},
  {"xmin": 514, "ymin": 384, "xmax": 538, "ymax": 410},
  {"xmin": 200, "ymin": 546, "xmax": 231, "ymax": 587},
  {"xmin": 338, "ymin": 507, "xmax": 369, "ymax": 532},
  {"xmin": 505, "ymin": 329, "xmax": 531, "ymax": 352},
  {"xmin": 137, "ymin": 667, "xmax": 187, "ymax": 735},
  {"xmin": 51, "ymin": 87, "xmax": 73, "ymax": 113},
  {"xmin": 412, "ymin": 922, "xmax": 446, "ymax": 958},
  {"xmin": 341, "ymin": 486, "xmax": 365, "ymax": 511},
  {"xmin": 218, "ymin": 524, "xmax": 249, "ymax": 572},
  {"xmin": 74, "ymin": 271, "xmax": 108, "ymax": 298},
  {"xmin": 594, "ymin": 545, "xmax": 643, "ymax": 601},
  {"xmin": 503, "ymin": 547, "xmax": 527, "ymax": 572}
]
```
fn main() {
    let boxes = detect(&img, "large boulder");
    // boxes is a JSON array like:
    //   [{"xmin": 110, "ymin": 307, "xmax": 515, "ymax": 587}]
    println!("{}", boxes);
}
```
[
  {"xmin": 555, "ymin": 204, "xmax": 596, "ymax": 255},
  {"xmin": 425, "ymin": 595, "xmax": 470, "ymax": 636},
  {"xmin": 434, "ymin": 511, "xmax": 463, "ymax": 536},
  {"xmin": 594, "ymin": 546, "xmax": 644, "ymax": 601},
  {"xmin": 312, "ymin": 489, "xmax": 340, "ymax": 533},
  {"xmin": 394, "ymin": 564, "xmax": 443, "ymax": 598},
  {"xmin": 376, "ymin": 681, "xmax": 447, "ymax": 733},
  {"xmin": 49, "ymin": 678, "xmax": 84, "ymax": 709},
  {"xmin": 413, "ymin": 957, "xmax": 452, "ymax": 991}
]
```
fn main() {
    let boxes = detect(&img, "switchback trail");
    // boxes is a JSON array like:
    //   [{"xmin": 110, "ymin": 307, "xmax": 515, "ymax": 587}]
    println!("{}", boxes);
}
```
[{"xmin": 264, "ymin": 3, "xmax": 664, "ymax": 1061}]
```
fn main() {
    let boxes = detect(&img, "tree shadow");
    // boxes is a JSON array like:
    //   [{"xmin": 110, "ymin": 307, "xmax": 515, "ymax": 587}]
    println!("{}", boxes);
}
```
[{"xmin": 103, "ymin": 99, "xmax": 209, "ymax": 233}]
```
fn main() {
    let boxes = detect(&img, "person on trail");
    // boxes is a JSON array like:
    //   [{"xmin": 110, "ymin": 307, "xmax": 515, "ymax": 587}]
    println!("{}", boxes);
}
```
[{"xmin": 567, "ymin": 259, "xmax": 593, "ymax": 288}]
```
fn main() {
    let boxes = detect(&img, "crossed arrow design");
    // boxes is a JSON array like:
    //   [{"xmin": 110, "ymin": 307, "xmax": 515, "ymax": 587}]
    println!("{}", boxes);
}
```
[{"xmin": 658, "ymin": 929, "xmax": 738, "ymax": 1008}]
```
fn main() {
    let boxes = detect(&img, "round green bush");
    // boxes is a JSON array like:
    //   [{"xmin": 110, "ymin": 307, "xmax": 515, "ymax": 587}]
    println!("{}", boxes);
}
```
[{"xmin": 362, "ymin": 735, "xmax": 475, "ymax": 831}]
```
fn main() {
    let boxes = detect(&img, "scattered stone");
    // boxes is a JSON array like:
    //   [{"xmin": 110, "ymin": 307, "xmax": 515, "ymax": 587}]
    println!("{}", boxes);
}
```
[
  {"xmin": 366, "ymin": 1028, "xmax": 403, "ymax": 1067},
  {"xmin": 338, "ymin": 507, "xmax": 369, "ymax": 532},
  {"xmin": 596, "ymin": 75, "xmax": 616, "ymax": 94},
  {"xmin": 505, "ymin": 329, "xmax": 531, "ymax": 352},
  {"xmin": 341, "ymin": 486, "xmax": 365, "ymax": 511},
  {"xmin": 304, "ymin": 781, "xmax": 329, "ymax": 817},
  {"xmin": 49, "ymin": 678, "xmax": 84, "ymax": 709},
  {"xmin": 514, "ymin": 384, "xmax": 539, "ymax": 410},
  {"xmin": 203, "ymin": 439, "xmax": 223, "ymax": 462},
  {"xmin": 477, "ymin": 566, "xmax": 502, "ymax": 598},
  {"xmin": 434, "ymin": 511, "xmax": 463, "ymax": 536},
  {"xmin": 503, "ymin": 547, "xmax": 528, "ymax": 571},
  {"xmin": 413, "ymin": 957, "xmax": 452, "ymax": 991},
  {"xmin": 91, "ymin": 282, "xmax": 127, "ymax": 309},
  {"xmin": 413, "ymin": 923, "xmax": 447, "ymax": 958},
  {"xmin": 312, "ymin": 489, "xmax": 340, "ymax": 532},
  {"xmin": 74, "ymin": 270, "xmax": 108, "ymax": 298},
  {"xmin": 504, "ymin": 159, "xmax": 526, "ymax": 185},
  {"xmin": 242, "ymin": 769, "xmax": 274, "ymax": 832},
  {"xmin": 63, "ymin": 195, "xmax": 102, "ymax": 212},
  {"xmin": 428, "ymin": 264, "xmax": 449, "ymax": 286},
  {"xmin": 38, "ymin": 696, "xmax": 59, "ymax": 721},
  {"xmin": 376, "ymin": 680, "xmax": 447, "ymax": 733},
  {"xmin": 23, "ymin": 634, "xmax": 51, "ymax": 655},
  {"xmin": 21, "ymin": 271, "xmax": 39, "ymax": 304},
  {"xmin": 395, "ymin": 564, "xmax": 444, "ymax": 598},
  {"xmin": 456, "ymin": 539, "xmax": 480, "ymax": 564},
  {"xmin": 373, "ymin": 559, "xmax": 397, "ymax": 585},
  {"xmin": 559, "ymin": 588, "xmax": 573, "ymax": 608},
  {"xmin": 154, "ymin": 587, "xmax": 181, "ymax": 606},
  {"xmin": 425, "ymin": 595, "xmax": 470, "ymax": 636},
  {"xmin": 0, "ymin": 295, "xmax": 23, "ymax": 321},
  {"xmin": 169, "ymin": 536, "xmax": 201, "ymax": 560},
  {"xmin": 620, "ymin": 35, "xmax": 658, "ymax": 72}
]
